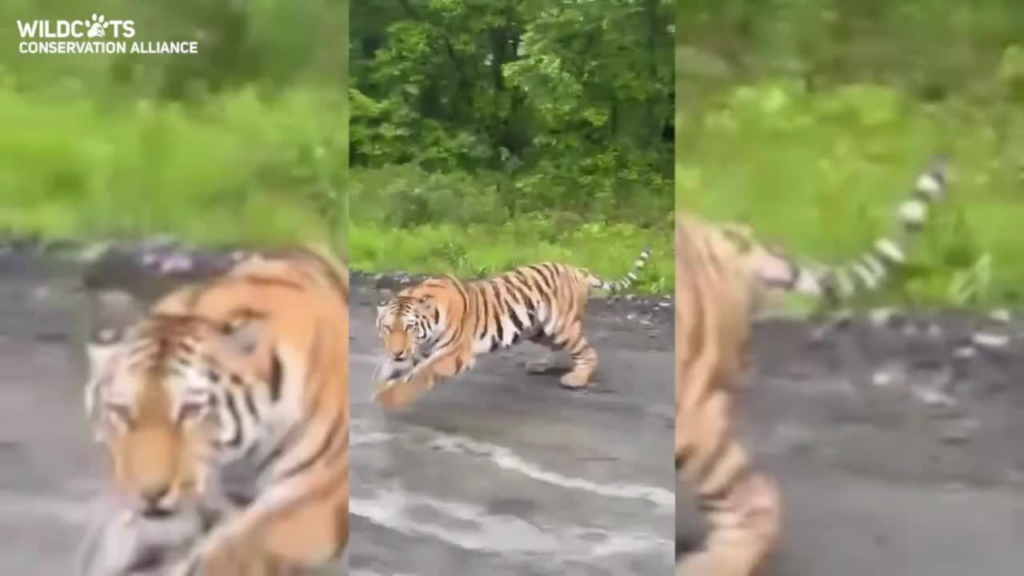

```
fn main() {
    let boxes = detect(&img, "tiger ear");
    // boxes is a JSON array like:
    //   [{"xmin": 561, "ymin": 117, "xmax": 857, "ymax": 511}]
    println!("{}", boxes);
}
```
[
  {"xmin": 221, "ymin": 314, "xmax": 268, "ymax": 356},
  {"xmin": 85, "ymin": 289, "xmax": 146, "ymax": 372}
]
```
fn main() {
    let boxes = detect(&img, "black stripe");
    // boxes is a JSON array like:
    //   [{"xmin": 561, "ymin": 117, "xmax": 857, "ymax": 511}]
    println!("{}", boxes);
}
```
[
  {"xmin": 527, "ymin": 265, "xmax": 553, "ymax": 292},
  {"xmin": 512, "ymin": 270, "xmax": 533, "ymax": 289},
  {"xmin": 434, "ymin": 321, "xmax": 461, "ymax": 351},
  {"xmin": 242, "ymin": 389, "xmax": 258, "ymax": 420},
  {"xmin": 223, "ymin": 393, "xmax": 243, "ymax": 449},
  {"xmin": 269, "ymin": 353, "xmax": 283, "ymax": 403},
  {"xmin": 509, "ymin": 307, "xmax": 525, "ymax": 337},
  {"xmin": 476, "ymin": 286, "xmax": 490, "ymax": 337},
  {"xmin": 507, "ymin": 279, "xmax": 534, "ymax": 315},
  {"xmin": 493, "ymin": 306, "xmax": 505, "ymax": 347}
]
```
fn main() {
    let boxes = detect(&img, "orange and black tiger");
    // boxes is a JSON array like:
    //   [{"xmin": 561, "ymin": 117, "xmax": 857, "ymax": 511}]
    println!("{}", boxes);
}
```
[
  {"xmin": 372, "ymin": 249, "xmax": 651, "ymax": 407},
  {"xmin": 77, "ymin": 246, "xmax": 349, "ymax": 576},
  {"xmin": 676, "ymin": 158, "xmax": 948, "ymax": 575}
]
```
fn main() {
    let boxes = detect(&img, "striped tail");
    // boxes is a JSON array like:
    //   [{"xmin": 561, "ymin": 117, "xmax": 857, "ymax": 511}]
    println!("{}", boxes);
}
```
[
  {"xmin": 587, "ymin": 247, "xmax": 652, "ymax": 293},
  {"xmin": 799, "ymin": 157, "xmax": 949, "ymax": 307}
]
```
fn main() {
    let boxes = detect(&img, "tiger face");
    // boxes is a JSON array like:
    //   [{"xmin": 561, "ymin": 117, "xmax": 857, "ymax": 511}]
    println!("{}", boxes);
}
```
[
  {"xmin": 374, "ymin": 291, "xmax": 438, "ymax": 378},
  {"xmin": 85, "ymin": 291, "xmax": 277, "ymax": 519}
]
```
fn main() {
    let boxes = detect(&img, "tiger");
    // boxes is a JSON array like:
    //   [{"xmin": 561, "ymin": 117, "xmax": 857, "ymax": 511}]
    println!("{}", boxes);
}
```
[
  {"xmin": 78, "ymin": 246, "xmax": 349, "ymax": 576},
  {"xmin": 738, "ymin": 158, "xmax": 949, "ymax": 312},
  {"xmin": 371, "ymin": 248, "xmax": 652, "ymax": 408},
  {"xmin": 675, "ymin": 158, "xmax": 948, "ymax": 575}
]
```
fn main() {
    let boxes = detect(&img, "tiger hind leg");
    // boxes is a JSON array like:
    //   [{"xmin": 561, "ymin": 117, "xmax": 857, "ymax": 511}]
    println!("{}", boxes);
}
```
[
  {"xmin": 678, "ymin": 390, "xmax": 782, "ymax": 575},
  {"xmin": 678, "ymin": 473, "xmax": 782, "ymax": 576},
  {"xmin": 524, "ymin": 320, "xmax": 597, "ymax": 388},
  {"xmin": 553, "ymin": 320, "xmax": 598, "ymax": 389}
]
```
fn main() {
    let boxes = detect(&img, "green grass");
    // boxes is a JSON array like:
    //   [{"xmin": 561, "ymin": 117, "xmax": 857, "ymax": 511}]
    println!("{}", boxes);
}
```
[
  {"xmin": 677, "ymin": 80, "xmax": 1024, "ymax": 307},
  {"xmin": 0, "ymin": 86, "xmax": 346, "ymax": 249},
  {"xmin": 348, "ymin": 165, "xmax": 673, "ymax": 294},
  {"xmin": 350, "ymin": 220, "xmax": 672, "ymax": 294}
]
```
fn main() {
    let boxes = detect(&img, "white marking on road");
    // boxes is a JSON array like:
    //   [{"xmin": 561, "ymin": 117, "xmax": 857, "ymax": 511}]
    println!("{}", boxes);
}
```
[
  {"xmin": 427, "ymin": 433, "xmax": 674, "ymax": 513},
  {"xmin": 352, "ymin": 431, "xmax": 398, "ymax": 446},
  {"xmin": 351, "ymin": 422, "xmax": 673, "ymax": 514},
  {"xmin": 351, "ymin": 486, "xmax": 673, "ymax": 562}
]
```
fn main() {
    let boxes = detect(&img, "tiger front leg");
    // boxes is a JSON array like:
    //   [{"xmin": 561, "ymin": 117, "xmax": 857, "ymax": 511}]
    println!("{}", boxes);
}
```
[
  {"xmin": 372, "ymin": 357, "xmax": 413, "ymax": 383},
  {"xmin": 676, "ymin": 472, "xmax": 781, "ymax": 576},
  {"xmin": 373, "ymin": 370, "xmax": 437, "ymax": 409},
  {"xmin": 373, "ymin": 346, "xmax": 472, "ymax": 408}
]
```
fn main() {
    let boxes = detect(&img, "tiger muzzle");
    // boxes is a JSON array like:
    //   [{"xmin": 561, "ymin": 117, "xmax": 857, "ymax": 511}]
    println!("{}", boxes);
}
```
[{"xmin": 137, "ymin": 484, "xmax": 175, "ymax": 518}]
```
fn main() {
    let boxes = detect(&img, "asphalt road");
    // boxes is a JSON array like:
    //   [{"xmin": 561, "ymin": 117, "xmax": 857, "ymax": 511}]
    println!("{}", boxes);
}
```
[
  {"xmin": 3, "ymin": 248, "xmax": 1022, "ymax": 576},
  {"xmin": 0, "ymin": 253, "xmax": 106, "ymax": 575},
  {"xmin": 348, "ymin": 278, "xmax": 676, "ymax": 576},
  {"xmin": 0, "ymin": 253, "xmax": 676, "ymax": 576},
  {"xmin": 678, "ymin": 314, "xmax": 1024, "ymax": 575}
]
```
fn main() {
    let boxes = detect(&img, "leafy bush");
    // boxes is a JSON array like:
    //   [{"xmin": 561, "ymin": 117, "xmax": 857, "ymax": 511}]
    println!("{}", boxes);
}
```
[
  {"xmin": 0, "ymin": 86, "xmax": 345, "ymax": 247},
  {"xmin": 677, "ymin": 80, "xmax": 1024, "ymax": 307}
]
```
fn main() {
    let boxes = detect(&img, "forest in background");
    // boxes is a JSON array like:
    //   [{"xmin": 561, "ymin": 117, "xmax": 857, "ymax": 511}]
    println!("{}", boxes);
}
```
[
  {"xmin": 676, "ymin": 0, "xmax": 1024, "ymax": 306},
  {"xmin": 4, "ymin": 1, "xmax": 1021, "ymax": 302},
  {"xmin": 349, "ymin": 0, "xmax": 675, "ymax": 292},
  {"xmin": 0, "ymin": 0, "xmax": 348, "ymax": 249}
]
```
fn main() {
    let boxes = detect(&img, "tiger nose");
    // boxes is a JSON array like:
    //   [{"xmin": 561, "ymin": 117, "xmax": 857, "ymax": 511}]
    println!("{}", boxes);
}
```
[
  {"xmin": 391, "ymin": 351, "xmax": 408, "ymax": 361},
  {"xmin": 138, "ymin": 484, "xmax": 172, "ymax": 517}
]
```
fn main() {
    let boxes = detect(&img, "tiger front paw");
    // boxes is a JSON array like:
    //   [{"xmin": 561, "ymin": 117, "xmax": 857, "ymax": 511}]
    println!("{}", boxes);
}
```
[
  {"xmin": 372, "ymin": 357, "xmax": 413, "ymax": 383},
  {"xmin": 372, "ymin": 370, "xmax": 437, "ymax": 409}
]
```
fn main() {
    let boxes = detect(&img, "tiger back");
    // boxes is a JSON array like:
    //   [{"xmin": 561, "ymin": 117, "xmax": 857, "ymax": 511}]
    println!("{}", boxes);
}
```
[
  {"xmin": 373, "ymin": 250, "xmax": 651, "ymax": 408},
  {"xmin": 79, "ymin": 246, "xmax": 349, "ymax": 576}
]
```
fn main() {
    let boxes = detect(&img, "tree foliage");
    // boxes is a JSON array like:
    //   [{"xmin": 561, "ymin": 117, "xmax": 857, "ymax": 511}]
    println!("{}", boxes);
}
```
[
  {"xmin": 0, "ymin": 1, "xmax": 348, "ymax": 248},
  {"xmin": 350, "ymin": 0, "xmax": 675, "ymax": 221},
  {"xmin": 675, "ymin": 0, "xmax": 1024, "ymax": 306}
]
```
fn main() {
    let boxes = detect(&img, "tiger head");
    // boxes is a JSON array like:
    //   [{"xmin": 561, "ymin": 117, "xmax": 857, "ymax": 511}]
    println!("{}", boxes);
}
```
[
  {"xmin": 374, "ymin": 277, "xmax": 463, "ymax": 379},
  {"xmin": 82, "ymin": 250, "xmax": 346, "ymax": 519},
  {"xmin": 375, "ymin": 297, "xmax": 432, "ymax": 363},
  {"xmin": 84, "ymin": 288, "xmax": 278, "ymax": 519}
]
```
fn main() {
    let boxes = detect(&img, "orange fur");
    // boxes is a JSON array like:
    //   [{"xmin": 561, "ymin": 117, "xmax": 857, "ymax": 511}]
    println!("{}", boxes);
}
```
[
  {"xmin": 373, "ymin": 251, "xmax": 650, "ymax": 408},
  {"xmin": 82, "ymin": 247, "xmax": 349, "ymax": 575},
  {"xmin": 676, "ymin": 214, "xmax": 782, "ymax": 576}
]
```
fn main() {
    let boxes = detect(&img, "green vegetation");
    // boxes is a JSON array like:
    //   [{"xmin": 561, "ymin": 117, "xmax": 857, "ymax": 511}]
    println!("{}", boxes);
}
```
[
  {"xmin": 0, "ymin": 1, "xmax": 347, "ymax": 250},
  {"xmin": 677, "ymin": 0, "xmax": 1024, "ymax": 307},
  {"xmin": 350, "ymin": 1, "xmax": 674, "ymax": 292}
]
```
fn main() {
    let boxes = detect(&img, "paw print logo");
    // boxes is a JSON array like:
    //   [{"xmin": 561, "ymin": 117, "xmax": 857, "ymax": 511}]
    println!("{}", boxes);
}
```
[{"xmin": 86, "ymin": 14, "xmax": 109, "ymax": 38}]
